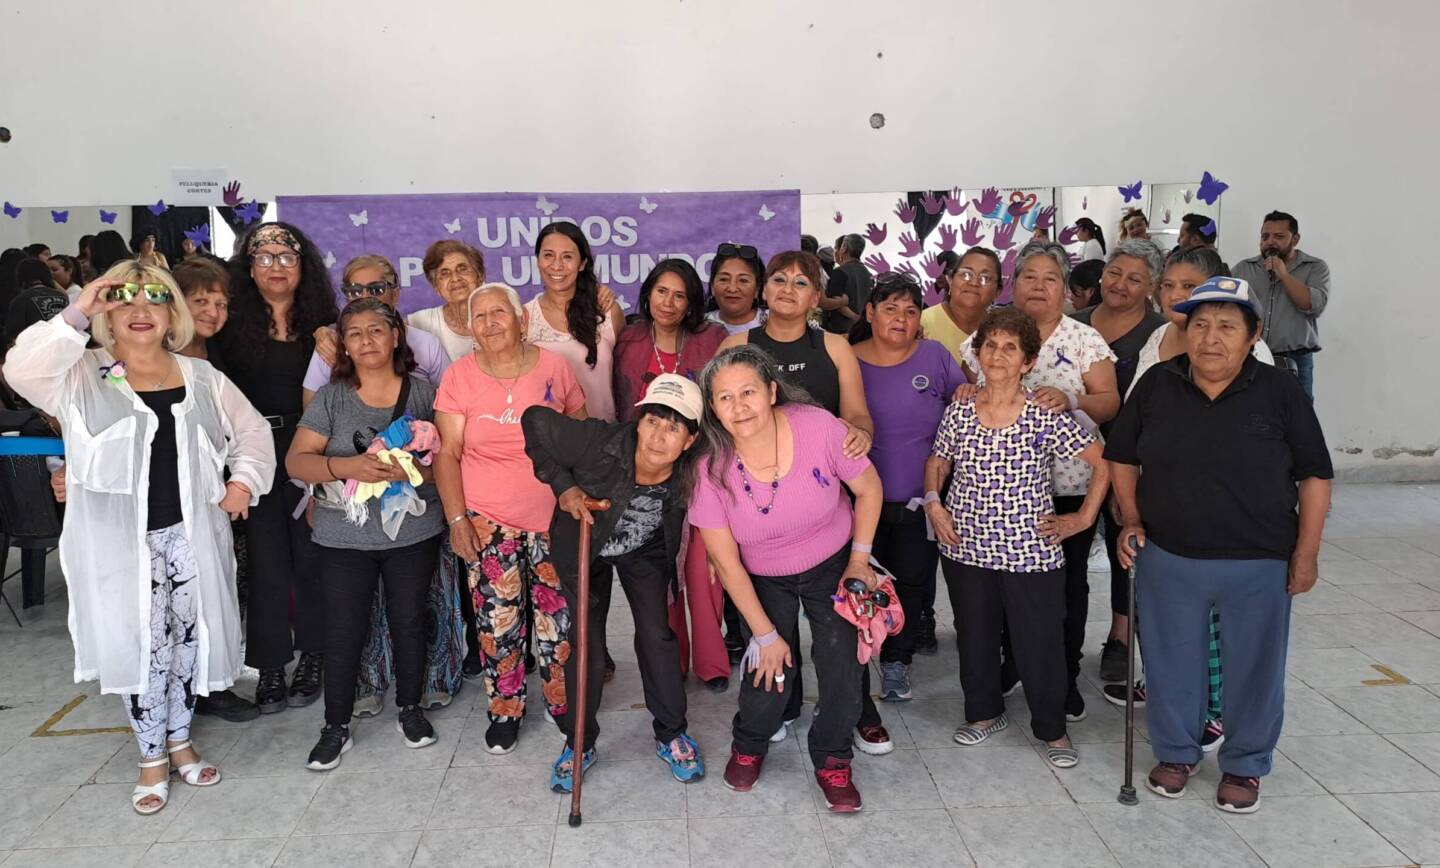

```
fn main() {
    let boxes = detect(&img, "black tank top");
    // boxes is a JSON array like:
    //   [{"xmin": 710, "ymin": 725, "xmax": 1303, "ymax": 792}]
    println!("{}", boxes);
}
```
[{"xmin": 747, "ymin": 324, "xmax": 841, "ymax": 415}]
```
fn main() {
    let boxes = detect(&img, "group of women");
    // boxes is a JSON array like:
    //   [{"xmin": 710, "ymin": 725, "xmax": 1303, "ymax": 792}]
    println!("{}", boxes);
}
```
[{"xmin": 1, "ymin": 217, "xmax": 1331, "ymax": 817}]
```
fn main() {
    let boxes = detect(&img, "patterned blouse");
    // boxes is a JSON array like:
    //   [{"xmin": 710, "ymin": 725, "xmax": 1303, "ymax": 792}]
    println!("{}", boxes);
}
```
[
  {"xmin": 931, "ymin": 398, "xmax": 1095, "ymax": 572},
  {"xmin": 961, "ymin": 315, "xmax": 1115, "ymax": 496}
]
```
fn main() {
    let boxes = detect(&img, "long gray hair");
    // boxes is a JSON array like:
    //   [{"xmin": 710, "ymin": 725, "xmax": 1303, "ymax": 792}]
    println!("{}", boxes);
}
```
[{"xmin": 694, "ymin": 344, "xmax": 817, "ymax": 498}]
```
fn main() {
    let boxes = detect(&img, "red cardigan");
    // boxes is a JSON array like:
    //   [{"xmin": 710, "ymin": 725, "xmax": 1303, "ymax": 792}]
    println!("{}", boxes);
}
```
[{"xmin": 612, "ymin": 321, "xmax": 726, "ymax": 422}]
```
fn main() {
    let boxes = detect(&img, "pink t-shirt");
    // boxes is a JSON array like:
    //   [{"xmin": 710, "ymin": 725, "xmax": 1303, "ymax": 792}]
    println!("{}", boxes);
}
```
[
  {"xmin": 434, "ymin": 349, "xmax": 586, "ymax": 532},
  {"xmin": 688, "ymin": 404, "xmax": 871, "ymax": 577},
  {"xmin": 524, "ymin": 296, "xmax": 618, "ymax": 422}
]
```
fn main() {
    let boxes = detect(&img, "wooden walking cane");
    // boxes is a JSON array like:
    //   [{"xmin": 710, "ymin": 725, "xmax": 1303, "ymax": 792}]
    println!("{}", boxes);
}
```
[
  {"xmin": 1118, "ymin": 560, "xmax": 1139, "ymax": 806},
  {"xmin": 569, "ymin": 497, "xmax": 610, "ymax": 828}
]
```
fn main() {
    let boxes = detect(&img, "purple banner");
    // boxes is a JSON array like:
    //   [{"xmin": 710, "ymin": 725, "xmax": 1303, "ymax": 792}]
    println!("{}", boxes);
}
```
[{"xmin": 277, "ymin": 190, "xmax": 801, "ymax": 316}]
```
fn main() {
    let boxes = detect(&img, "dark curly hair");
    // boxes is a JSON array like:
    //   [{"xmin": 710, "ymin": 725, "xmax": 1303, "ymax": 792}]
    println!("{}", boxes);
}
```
[
  {"xmin": 638, "ymin": 258, "xmax": 707, "ymax": 333},
  {"xmin": 972, "ymin": 306, "xmax": 1042, "ymax": 364},
  {"xmin": 535, "ymin": 222, "xmax": 603, "ymax": 367},
  {"xmin": 330, "ymin": 298, "xmax": 417, "ymax": 387},
  {"xmin": 224, "ymin": 221, "xmax": 339, "ymax": 348}
]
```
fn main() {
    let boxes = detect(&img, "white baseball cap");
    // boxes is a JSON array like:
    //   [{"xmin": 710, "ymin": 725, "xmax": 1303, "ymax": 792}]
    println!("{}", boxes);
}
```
[
  {"xmin": 636, "ymin": 373, "xmax": 703, "ymax": 422},
  {"xmin": 1172, "ymin": 276, "xmax": 1260, "ymax": 315}
]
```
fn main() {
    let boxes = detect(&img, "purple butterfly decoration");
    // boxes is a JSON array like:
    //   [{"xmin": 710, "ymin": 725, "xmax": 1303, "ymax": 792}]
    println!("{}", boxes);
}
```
[
  {"xmin": 99, "ymin": 209, "xmax": 117, "ymax": 223},
  {"xmin": 2, "ymin": 202, "xmax": 20, "ymax": 219},
  {"xmin": 235, "ymin": 201, "xmax": 262, "ymax": 224},
  {"xmin": 184, "ymin": 224, "xmax": 211, "ymax": 248},
  {"xmin": 811, "ymin": 468, "xmax": 831, "ymax": 488},
  {"xmin": 1117, "ymin": 181, "xmax": 1143, "ymax": 203},
  {"xmin": 1196, "ymin": 171, "xmax": 1229, "ymax": 205},
  {"xmin": 1200, "ymin": 219, "xmax": 1217, "ymax": 238},
  {"xmin": 148, "ymin": 200, "xmax": 168, "ymax": 216},
  {"xmin": 50, "ymin": 210, "xmax": 68, "ymax": 223}
]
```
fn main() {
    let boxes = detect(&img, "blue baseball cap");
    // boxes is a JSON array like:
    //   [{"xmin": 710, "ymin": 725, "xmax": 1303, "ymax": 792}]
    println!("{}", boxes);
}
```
[{"xmin": 1172, "ymin": 276, "xmax": 1259, "ymax": 315}]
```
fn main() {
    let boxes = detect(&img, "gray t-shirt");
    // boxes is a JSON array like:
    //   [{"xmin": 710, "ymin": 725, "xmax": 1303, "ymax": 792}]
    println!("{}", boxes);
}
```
[{"xmin": 298, "ymin": 376, "xmax": 445, "ymax": 550}]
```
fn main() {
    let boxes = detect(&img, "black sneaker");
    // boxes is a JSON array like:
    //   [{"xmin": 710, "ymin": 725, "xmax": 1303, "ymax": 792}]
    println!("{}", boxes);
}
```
[
  {"xmin": 1102, "ymin": 682, "xmax": 1146, "ymax": 708},
  {"xmin": 604, "ymin": 650, "xmax": 616, "ymax": 683},
  {"xmin": 485, "ymin": 717, "xmax": 522, "ymax": 754},
  {"xmin": 1065, "ymin": 685, "xmax": 1087, "ymax": 722},
  {"xmin": 1099, "ymin": 639, "xmax": 1129, "ymax": 683},
  {"xmin": 396, "ymin": 705, "xmax": 437, "ymax": 748},
  {"xmin": 914, "ymin": 610, "xmax": 939, "ymax": 656},
  {"xmin": 306, "ymin": 723, "xmax": 352, "ymax": 771},
  {"xmin": 255, "ymin": 668, "xmax": 288, "ymax": 714},
  {"xmin": 462, "ymin": 651, "xmax": 483, "ymax": 682},
  {"xmin": 195, "ymin": 689, "xmax": 260, "ymax": 722},
  {"xmin": 724, "ymin": 632, "xmax": 745, "ymax": 666},
  {"xmin": 288, "ymin": 653, "xmax": 323, "ymax": 708},
  {"xmin": 704, "ymin": 676, "xmax": 730, "ymax": 693}
]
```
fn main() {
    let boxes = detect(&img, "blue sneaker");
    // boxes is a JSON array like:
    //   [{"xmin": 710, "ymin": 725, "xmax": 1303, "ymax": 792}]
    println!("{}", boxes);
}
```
[
  {"xmin": 549, "ymin": 744, "xmax": 596, "ymax": 793},
  {"xmin": 656, "ymin": 732, "xmax": 705, "ymax": 783}
]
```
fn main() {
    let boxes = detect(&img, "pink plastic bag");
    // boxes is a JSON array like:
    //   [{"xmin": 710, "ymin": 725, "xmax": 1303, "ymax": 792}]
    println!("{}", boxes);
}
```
[{"xmin": 831, "ymin": 559, "xmax": 906, "ymax": 664}]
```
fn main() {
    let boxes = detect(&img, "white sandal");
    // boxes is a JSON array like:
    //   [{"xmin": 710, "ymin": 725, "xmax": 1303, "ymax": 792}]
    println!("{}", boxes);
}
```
[
  {"xmin": 132, "ymin": 757, "xmax": 171, "ymax": 815},
  {"xmin": 168, "ymin": 740, "xmax": 221, "ymax": 787}
]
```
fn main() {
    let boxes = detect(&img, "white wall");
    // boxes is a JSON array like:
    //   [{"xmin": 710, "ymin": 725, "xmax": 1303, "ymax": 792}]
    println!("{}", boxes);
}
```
[{"xmin": 3, "ymin": 0, "xmax": 1436, "ymax": 479}]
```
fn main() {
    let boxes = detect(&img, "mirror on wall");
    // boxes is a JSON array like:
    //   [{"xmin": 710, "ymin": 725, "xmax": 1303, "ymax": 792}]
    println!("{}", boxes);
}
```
[{"xmin": 801, "ymin": 182, "xmax": 1222, "ymax": 304}]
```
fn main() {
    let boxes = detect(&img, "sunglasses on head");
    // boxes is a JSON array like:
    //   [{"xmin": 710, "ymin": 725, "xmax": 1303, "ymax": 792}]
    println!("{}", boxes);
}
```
[
  {"xmin": 716, "ymin": 243, "xmax": 759, "ymax": 261},
  {"xmin": 107, "ymin": 283, "xmax": 171, "ymax": 305},
  {"xmin": 341, "ymin": 280, "xmax": 397, "ymax": 300}
]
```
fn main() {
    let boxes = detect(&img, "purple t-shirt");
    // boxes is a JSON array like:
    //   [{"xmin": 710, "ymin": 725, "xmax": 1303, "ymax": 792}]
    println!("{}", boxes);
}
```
[
  {"xmin": 858, "ymin": 339, "xmax": 967, "ymax": 503},
  {"xmin": 931, "ymin": 398, "xmax": 1094, "ymax": 572},
  {"xmin": 689, "ymin": 404, "xmax": 871, "ymax": 577}
]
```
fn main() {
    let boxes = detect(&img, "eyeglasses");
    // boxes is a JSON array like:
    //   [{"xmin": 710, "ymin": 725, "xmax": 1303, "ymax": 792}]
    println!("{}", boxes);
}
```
[
  {"xmin": 949, "ymin": 268, "xmax": 996, "ymax": 287},
  {"xmin": 107, "ymin": 283, "xmax": 172, "ymax": 305},
  {"xmin": 435, "ymin": 263, "xmax": 477, "ymax": 284},
  {"xmin": 340, "ymin": 280, "xmax": 397, "ymax": 300},
  {"xmin": 716, "ymin": 243, "xmax": 759, "ymax": 261},
  {"xmin": 252, "ymin": 252, "xmax": 299, "ymax": 269}
]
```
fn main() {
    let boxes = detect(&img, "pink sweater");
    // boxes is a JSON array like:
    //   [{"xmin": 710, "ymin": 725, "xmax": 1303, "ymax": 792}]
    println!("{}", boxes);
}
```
[{"xmin": 688, "ymin": 404, "xmax": 871, "ymax": 576}]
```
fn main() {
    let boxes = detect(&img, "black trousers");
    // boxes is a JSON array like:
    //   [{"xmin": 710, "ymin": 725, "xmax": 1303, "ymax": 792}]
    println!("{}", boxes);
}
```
[
  {"xmin": 318, "ymin": 537, "xmax": 439, "ymax": 725},
  {"xmin": 1055, "ymin": 494, "xmax": 1100, "ymax": 693},
  {"xmin": 244, "ymin": 474, "xmax": 323, "ymax": 670},
  {"xmin": 737, "ymin": 547, "xmax": 862, "ymax": 766},
  {"xmin": 943, "ymin": 557, "xmax": 1068, "ymax": 742},
  {"xmin": 1103, "ymin": 513, "xmax": 1129, "ymax": 619},
  {"xmin": 560, "ymin": 551, "xmax": 686, "ymax": 751},
  {"xmin": 875, "ymin": 502, "xmax": 940, "ymax": 665}
]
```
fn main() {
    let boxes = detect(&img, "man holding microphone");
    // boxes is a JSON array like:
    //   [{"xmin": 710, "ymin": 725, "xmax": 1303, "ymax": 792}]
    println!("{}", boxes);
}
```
[{"xmin": 1231, "ymin": 211, "xmax": 1331, "ymax": 398}]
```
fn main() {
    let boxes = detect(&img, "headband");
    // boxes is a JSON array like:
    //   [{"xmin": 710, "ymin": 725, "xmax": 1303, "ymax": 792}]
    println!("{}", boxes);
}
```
[{"xmin": 247, "ymin": 224, "xmax": 301, "ymax": 255}]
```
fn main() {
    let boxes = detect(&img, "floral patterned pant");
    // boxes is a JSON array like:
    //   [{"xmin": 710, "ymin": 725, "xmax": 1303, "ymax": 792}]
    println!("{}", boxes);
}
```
[{"xmin": 466, "ymin": 522, "xmax": 571, "ymax": 722}]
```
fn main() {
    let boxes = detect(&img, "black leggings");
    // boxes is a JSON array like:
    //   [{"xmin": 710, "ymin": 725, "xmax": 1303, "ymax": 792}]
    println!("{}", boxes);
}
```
[
  {"xmin": 318, "ymin": 538, "xmax": 439, "ymax": 725},
  {"xmin": 244, "ymin": 477, "xmax": 323, "ymax": 670}
]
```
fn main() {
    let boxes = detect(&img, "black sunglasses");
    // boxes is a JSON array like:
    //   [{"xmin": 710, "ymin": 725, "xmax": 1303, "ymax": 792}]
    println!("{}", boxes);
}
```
[{"xmin": 716, "ymin": 243, "xmax": 759, "ymax": 261}]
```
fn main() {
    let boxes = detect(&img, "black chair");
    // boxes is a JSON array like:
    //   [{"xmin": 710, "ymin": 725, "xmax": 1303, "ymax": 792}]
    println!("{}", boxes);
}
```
[{"xmin": 0, "ymin": 436, "xmax": 65, "ymax": 626}]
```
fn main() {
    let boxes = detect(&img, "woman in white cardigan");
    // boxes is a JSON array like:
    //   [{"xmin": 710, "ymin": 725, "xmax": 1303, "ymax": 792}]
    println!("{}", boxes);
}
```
[{"xmin": 2, "ymin": 263, "xmax": 275, "ymax": 815}]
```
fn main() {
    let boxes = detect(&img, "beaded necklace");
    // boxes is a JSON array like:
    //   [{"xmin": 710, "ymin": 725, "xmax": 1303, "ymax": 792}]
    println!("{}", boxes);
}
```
[{"xmin": 735, "ymin": 418, "xmax": 781, "ymax": 515}]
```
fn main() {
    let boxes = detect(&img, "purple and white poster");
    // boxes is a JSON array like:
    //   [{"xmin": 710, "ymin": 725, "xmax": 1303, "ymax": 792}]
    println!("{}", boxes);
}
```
[{"xmin": 278, "ymin": 190, "xmax": 801, "ymax": 315}]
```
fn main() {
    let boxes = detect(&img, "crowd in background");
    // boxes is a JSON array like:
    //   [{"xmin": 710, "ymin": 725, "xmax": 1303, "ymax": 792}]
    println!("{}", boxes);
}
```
[{"xmin": 0, "ymin": 208, "xmax": 1333, "ymax": 817}]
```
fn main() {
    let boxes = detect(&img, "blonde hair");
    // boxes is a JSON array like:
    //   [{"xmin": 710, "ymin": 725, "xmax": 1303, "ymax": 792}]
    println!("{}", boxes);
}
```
[
  {"xmin": 342, "ymin": 254, "xmax": 398, "ymax": 285},
  {"xmin": 90, "ymin": 261, "xmax": 195, "ymax": 352}
]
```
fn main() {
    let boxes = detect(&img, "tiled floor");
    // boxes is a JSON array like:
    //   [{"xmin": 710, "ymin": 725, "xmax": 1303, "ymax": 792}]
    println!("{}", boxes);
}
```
[{"xmin": 2, "ymin": 482, "xmax": 1439, "ymax": 867}]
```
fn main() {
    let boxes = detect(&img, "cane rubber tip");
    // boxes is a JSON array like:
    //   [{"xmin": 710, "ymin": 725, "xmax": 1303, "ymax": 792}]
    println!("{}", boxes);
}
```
[
  {"xmin": 569, "ymin": 814, "xmax": 582, "ymax": 827},
  {"xmin": 1118, "ymin": 786, "xmax": 1138, "ymax": 806}
]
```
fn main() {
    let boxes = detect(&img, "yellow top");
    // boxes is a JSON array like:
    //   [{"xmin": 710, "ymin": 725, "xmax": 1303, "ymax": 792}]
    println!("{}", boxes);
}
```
[{"xmin": 920, "ymin": 304, "xmax": 970, "ymax": 367}]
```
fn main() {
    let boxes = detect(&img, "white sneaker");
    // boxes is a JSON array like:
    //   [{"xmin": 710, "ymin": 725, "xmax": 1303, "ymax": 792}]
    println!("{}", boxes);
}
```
[
  {"xmin": 353, "ymin": 693, "xmax": 383, "ymax": 719},
  {"xmin": 770, "ymin": 719, "xmax": 794, "ymax": 743}
]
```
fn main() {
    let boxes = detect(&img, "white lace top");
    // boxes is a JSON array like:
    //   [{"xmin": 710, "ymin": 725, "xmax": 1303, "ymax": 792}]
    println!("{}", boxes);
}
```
[{"xmin": 524, "ymin": 295, "xmax": 618, "ymax": 422}]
